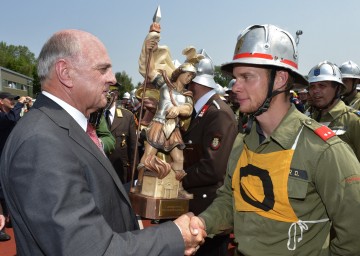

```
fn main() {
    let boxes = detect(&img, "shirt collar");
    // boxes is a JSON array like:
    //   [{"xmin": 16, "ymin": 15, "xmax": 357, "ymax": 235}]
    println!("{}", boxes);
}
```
[
  {"xmin": 42, "ymin": 91, "xmax": 88, "ymax": 131},
  {"xmin": 194, "ymin": 89, "xmax": 216, "ymax": 115},
  {"xmin": 246, "ymin": 105, "xmax": 304, "ymax": 150}
]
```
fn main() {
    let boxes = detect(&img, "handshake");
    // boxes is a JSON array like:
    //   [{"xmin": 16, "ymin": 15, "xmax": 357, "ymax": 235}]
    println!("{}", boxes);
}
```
[{"xmin": 173, "ymin": 212, "xmax": 207, "ymax": 255}]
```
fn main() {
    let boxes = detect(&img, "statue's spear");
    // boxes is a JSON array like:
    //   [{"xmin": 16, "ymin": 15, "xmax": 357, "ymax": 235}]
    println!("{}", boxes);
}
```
[{"xmin": 130, "ymin": 6, "xmax": 161, "ymax": 191}]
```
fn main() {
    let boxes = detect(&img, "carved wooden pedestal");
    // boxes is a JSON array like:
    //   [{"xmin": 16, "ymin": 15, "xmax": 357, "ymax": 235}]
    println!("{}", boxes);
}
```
[
  {"xmin": 129, "ymin": 192, "xmax": 189, "ymax": 219},
  {"xmin": 129, "ymin": 152, "xmax": 189, "ymax": 219}
]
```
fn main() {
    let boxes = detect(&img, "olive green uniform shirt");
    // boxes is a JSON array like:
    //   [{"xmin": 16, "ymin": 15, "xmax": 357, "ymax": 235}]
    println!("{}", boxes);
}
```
[
  {"xmin": 343, "ymin": 91, "xmax": 360, "ymax": 110},
  {"xmin": 97, "ymin": 115, "xmax": 115, "ymax": 154},
  {"xmin": 311, "ymin": 100, "xmax": 360, "ymax": 161},
  {"xmin": 200, "ymin": 105, "xmax": 360, "ymax": 256}
]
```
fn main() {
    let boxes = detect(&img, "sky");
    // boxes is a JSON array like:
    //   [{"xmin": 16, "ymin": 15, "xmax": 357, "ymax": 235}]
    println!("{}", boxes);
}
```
[{"xmin": 1, "ymin": 0, "xmax": 360, "ymax": 87}]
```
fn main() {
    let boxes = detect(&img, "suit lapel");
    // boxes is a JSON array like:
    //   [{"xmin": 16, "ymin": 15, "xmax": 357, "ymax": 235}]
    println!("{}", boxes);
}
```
[{"xmin": 36, "ymin": 94, "xmax": 132, "ymax": 206}]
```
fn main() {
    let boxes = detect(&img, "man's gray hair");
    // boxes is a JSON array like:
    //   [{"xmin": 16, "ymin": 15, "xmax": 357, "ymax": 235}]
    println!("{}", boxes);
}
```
[{"xmin": 37, "ymin": 31, "xmax": 81, "ymax": 82}]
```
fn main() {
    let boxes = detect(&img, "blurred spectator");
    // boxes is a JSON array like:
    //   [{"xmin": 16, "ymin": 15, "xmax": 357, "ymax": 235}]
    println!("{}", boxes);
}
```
[
  {"xmin": 290, "ymin": 90, "xmax": 305, "ymax": 113},
  {"xmin": 0, "ymin": 91, "xmax": 32, "ymax": 241}
]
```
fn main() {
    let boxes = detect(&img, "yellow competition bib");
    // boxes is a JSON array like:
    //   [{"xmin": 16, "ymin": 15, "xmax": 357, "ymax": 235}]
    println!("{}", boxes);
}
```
[{"xmin": 232, "ymin": 144, "xmax": 298, "ymax": 223}]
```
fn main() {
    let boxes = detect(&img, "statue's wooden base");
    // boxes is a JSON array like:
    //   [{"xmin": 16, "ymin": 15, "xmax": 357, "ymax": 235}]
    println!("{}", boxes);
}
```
[{"xmin": 129, "ymin": 192, "xmax": 189, "ymax": 219}]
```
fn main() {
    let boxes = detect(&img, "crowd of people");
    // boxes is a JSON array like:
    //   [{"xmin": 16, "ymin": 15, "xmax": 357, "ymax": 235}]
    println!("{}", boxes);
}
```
[{"xmin": 0, "ymin": 22, "xmax": 359, "ymax": 256}]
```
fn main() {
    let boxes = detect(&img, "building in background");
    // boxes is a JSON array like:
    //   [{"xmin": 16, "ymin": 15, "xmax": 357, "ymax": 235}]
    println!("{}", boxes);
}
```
[{"xmin": 0, "ymin": 67, "xmax": 33, "ymax": 97}]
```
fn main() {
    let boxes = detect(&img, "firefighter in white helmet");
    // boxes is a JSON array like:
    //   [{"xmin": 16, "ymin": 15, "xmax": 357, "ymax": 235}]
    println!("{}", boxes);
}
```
[
  {"xmin": 121, "ymin": 92, "xmax": 132, "ymax": 111},
  {"xmin": 193, "ymin": 24, "xmax": 360, "ymax": 255},
  {"xmin": 339, "ymin": 60, "xmax": 360, "ymax": 110},
  {"xmin": 308, "ymin": 60, "xmax": 360, "ymax": 160}
]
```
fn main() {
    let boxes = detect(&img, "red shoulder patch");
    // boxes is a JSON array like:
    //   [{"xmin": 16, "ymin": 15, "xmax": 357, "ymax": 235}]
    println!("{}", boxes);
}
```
[{"xmin": 314, "ymin": 126, "xmax": 336, "ymax": 141}]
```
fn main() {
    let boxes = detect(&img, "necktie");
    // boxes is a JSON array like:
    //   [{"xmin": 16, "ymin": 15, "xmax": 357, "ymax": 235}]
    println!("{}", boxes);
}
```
[
  {"xmin": 105, "ymin": 109, "xmax": 111, "ymax": 129},
  {"xmin": 191, "ymin": 108, "xmax": 197, "ymax": 120},
  {"xmin": 86, "ymin": 122, "xmax": 104, "ymax": 154}
]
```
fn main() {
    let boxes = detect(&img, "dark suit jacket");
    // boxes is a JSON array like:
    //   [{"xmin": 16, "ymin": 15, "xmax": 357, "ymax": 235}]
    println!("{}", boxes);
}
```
[
  {"xmin": 0, "ymin": 93, "xmax": 184, "ymax": 256},
  {"xmin": 108, "ymin": 106, "xmax": 138, "ymax": 183},
  {"xmin": 182, "ymin": 94, "xmax": 237, "ymax": 215}
]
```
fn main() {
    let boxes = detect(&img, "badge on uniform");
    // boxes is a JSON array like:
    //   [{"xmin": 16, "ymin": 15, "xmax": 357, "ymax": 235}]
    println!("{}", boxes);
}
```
[
  {"xmin": 116, "ymin": 108, "xmax": 123, "ymax": 117},
  {"xmin": 314, "ymin": 125, "xmax": 335, "ymax": 141},
  {"xmin": 210, "ymin": 137, "xmax": 221, "ymax": 150}
]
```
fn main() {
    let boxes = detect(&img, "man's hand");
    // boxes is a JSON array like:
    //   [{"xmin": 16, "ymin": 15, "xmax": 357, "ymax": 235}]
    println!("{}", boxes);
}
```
[
  {"xmin": 174, "ymin": 212, "xmax": 207, "ymax": 255},
  {"xmin": 0, "ymin": 214, "xmax": 5, "ymax": 231},
  {"xmin": 18, "ymin": 96, "xmax": 32, "ymax": 104}
]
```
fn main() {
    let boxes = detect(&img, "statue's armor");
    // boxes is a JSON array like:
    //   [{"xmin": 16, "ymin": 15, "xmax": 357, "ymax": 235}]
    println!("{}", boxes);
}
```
[{"xmin": 152, "ymin": 83, "xmax": 190, "ymax": 124}]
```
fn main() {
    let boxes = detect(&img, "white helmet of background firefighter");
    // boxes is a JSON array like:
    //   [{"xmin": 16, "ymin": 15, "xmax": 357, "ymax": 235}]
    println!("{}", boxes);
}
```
[
  {"xmin": 307, "ymin": 60, "xmax": 346, "ymax": 97},
  {"xmin": 122, "ymin": 92, "xmax": 130, "ymax": 100},
  {"xmin": 192, "ymin": 49, "xmax": 217, "ymax": 89},
  {"xmin": 220, "ymin": 24, "xmax": 308, "ymax": 121},
  {"xmin": 130, "ymin": 88, "xmax": 140, "ymax": 107},
  {"xmin": 339, "ymin": 60, "xmax": 360, "ymax": 92},
  {"xmin": 227, "ymin": 79, "xmax": 236, "ymax": 93}
]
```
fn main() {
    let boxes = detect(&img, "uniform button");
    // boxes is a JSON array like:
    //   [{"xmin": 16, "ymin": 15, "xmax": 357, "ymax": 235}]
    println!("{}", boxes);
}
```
[
  {"xmin": 202, "ymin": 194, "xmax": 207, "ymax": 198},
  {"xmin": 305, "ymin": 120, "xmax": 312, "ymax": 125}
]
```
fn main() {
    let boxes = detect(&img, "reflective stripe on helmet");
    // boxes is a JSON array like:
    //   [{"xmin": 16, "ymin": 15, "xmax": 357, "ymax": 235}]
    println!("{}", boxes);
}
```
[{"xmin": 233, "ymin": 53, "xmax": 298, "ymax": 69}]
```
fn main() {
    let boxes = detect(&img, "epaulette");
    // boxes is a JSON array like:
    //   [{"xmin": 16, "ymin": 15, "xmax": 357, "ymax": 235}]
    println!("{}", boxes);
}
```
[
  {"xmin": 301, "ymin": 118, "xmax": 336, "ymax": 141},
  {"xmin": 349, "ymin": 108, "xmax": 360, "ymax": 117},
  {"xmin": 116, "ymin": 106, "xmax": 133, "ymax": 115},
  {"xmin": 212, "ymin": 100, "xmax": 220, "ymax": 110}
]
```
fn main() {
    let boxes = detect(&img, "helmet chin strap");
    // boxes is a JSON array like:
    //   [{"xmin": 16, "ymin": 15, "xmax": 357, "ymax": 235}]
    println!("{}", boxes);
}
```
[{"xmin": 245, "ymin": 68, "xmax": 287, "ymax": 134}]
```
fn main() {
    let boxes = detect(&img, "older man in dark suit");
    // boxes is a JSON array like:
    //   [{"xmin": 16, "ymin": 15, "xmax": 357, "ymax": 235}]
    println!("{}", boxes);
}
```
[{"xmin": 0, "ymin": 29, "xmax": 205, "ymax": 256}]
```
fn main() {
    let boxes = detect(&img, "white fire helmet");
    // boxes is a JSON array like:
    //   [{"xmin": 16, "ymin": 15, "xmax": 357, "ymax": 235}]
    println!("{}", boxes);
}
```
[
  {"xmin": 122, "ymin": 92, "xmax": 130, "ymax": 99},
  {"xmin": 227, "ymin": 79, "xmax": 236, "ymax": 92},
  {"xmin": 297, "ymin": 88, "xmax": 308, "ymax": 94},
  {"xmin": 215, "ymin": 83, "xmax": 226, "ymax": 96},
  {"xmin": 307, "ymin": 61, "xmax": 346, "ymax": 95},
  {"xmin": 192, "ymin": 49, "xmax": 217, "ymax": 89},
  {"xmin": 221, "ymin": 24, "xmax": 308, "ymax": 89},
  {"xmin": 339, "ymin": 60, "xmax": 360, "ymax": 79}
]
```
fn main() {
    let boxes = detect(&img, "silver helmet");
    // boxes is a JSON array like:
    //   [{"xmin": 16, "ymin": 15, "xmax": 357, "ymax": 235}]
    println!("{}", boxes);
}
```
[
  {"xmin": 227, "ymin": 79, "xmax": 236, "ymax": 92},
  {"xmin": 215, "ymin": 83, "xmax": 226, "ymax": 96},
  {"xmin": 192, "ymin": 49, "xmax": 217, "ymax": 89},
  {"xmin": 307, "ymin": 61, "xmax": 346, "ymax": 94},
  {"xmin": 122, "ymin": 92, "xmax": 130, "ymax": 99},
  {"xmin": 221, "ymin": 24, "xmax": 308, "ymax": 89},
  {"xmin": 339, "ymin": 60, "xmax": 360, "ymax": 79}
]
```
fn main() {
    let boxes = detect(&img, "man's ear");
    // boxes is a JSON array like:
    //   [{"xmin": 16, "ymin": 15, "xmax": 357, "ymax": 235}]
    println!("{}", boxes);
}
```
[
  {"xmin": 55, "ymin": 59, "xmax": 74, "ymax": 88},
  {"xmin": 274, "ymin": 70, "xmax": 289, "ymax": 90}
]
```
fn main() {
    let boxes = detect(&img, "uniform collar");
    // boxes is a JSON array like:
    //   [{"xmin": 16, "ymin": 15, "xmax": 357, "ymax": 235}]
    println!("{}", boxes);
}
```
[
  {"xmin": 314, "ymin": 100, "xmax": 346, "ymax": 122},
  {"xmin": 245, "ymin": 105, "xmax": 304, "ymax": 150},
  {"xmin": 193, "ymin": 89, "xmax": 216, "ymax": 115}
]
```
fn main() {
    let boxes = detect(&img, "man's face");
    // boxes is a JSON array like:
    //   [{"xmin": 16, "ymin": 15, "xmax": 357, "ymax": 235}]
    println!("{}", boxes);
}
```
[
  {"xmin": 298, "ymin": 92, "xmax": 308, "ymax": 102},
  {"xmin": 308, "ymin": 81, "xmax": 337, "ymax": 109},
  {"xmin": 342, "ymin": 78, "xmax": 358, "ymax": 94},
  {"xmin": 70, "ymin": 36, "xmax": 116, "ymax": 117},
  {"xmin": 232, "ymin": 65, "xmax": 269, "ymax": 114},
  {"xmin": 0, "ymin": 97, "xmax": 16, "ymax": 112}
]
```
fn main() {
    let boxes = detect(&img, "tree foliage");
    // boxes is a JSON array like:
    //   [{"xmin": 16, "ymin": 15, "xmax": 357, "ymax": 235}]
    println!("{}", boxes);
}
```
[
  {"xmin": 115, "ymin": 71, "xmax": 135, "ymax": 97},
  {"xmin": 0, "ymin": 41, "xmax": 41, "ymax": 95},
  {"xmin": 214, "ymin": 65, "xmax": 232, "ymax": 88},
  {"xmin": 0, "ymin": 42, "xmax": 37, "ymax": 77}
]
